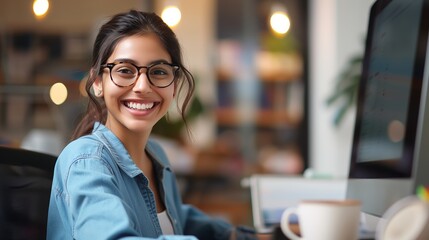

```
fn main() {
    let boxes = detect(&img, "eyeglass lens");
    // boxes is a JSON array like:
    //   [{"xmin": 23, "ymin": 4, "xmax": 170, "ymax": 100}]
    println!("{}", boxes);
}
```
[{"xmin": 110, "ymin": 62, "xmax": 176, "ymax": 87}]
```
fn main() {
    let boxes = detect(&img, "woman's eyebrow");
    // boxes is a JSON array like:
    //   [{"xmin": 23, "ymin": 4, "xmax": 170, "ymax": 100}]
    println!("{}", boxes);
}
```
[
  {"xmin": 112, "ymin": 58, "xmax": 138, "ymax": 64},
  {"xmin": 113, "ymin": 58, "xmax": 171, "ymax": 65}
]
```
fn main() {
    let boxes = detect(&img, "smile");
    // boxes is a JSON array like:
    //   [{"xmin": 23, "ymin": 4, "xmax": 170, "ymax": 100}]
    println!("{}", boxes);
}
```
[{"xmin": 125, "ymin": 101, "xmax": 155, "ymax": 110}]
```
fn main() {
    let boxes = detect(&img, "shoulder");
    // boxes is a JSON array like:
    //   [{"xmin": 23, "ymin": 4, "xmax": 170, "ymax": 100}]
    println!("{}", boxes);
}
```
[
  {"xmin": 62, "ymin": 135, "xmax": 103, "ymax": 158},
  {"xmin": 52, "ymin": 135, "xmax": 118, "ymax": 189},
  {"xmin": 56, "ymin": 135, "xmax": 111, "ymax": 170}
]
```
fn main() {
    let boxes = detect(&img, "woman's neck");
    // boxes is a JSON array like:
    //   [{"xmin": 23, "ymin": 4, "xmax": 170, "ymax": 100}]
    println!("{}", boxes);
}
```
[
  {"xmin": 122, "ymin": 131, "xmax": 149, "ymax": 163},
  {"xmin": 123, "ymin": 132, "xmax": 155, "ymax": 181},
  {"xmin": 103, "ymin": 119, "xmax": 153, "ymax": 170}
]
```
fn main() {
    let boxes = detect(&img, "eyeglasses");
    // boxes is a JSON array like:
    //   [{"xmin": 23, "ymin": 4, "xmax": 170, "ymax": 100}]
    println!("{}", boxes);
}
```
[{"xmin": 101, "ymin": 61, "xmax": 180, "ymax": 88}]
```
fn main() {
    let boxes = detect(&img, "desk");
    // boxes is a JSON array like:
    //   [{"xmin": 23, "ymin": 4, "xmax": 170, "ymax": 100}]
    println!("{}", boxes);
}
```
[
  {"xmin": 268, "ymin": 225, "xmax": 298, "ymax": 240},
  {"xmin": 268, "ymin": 225, "xmax": 375, "ymax": 240}
]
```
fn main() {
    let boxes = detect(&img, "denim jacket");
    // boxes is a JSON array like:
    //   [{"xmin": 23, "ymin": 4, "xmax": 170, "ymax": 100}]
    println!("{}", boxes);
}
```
[{"xmin": 47, "ymin": 123, "xmax": 255, "ymax": 240}]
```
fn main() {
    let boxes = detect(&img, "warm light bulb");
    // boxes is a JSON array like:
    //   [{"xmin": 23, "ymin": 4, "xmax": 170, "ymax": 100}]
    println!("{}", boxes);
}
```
[
  {"xmin": 161, "ymin": 6, "xmax": 181, "ymax": 27},
  {"xmin": 270, "ymin": 11, "xmax": 291, "ymax": 35},
  {"xmin": 33, "ymin": 0, "xmax": 49, "ymax": 18},
  {"xmin": 50, "ymin": 82, "xmax": 68, "ymax": 105}
]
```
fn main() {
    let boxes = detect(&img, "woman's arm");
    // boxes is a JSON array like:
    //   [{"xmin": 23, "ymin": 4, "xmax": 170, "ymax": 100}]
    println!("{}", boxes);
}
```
[{"xmin": 181, "ymin": 204, "xmax": 258, "ymax": 240}]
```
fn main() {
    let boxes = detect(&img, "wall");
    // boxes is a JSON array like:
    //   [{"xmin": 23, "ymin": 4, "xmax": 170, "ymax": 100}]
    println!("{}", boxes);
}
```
[{"xmin": 309, "ymin": 0, "xmax": 375, "ymax": 178}]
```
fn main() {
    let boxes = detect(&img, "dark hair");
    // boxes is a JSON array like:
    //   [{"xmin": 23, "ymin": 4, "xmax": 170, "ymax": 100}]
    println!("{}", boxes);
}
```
[{"xmin": 71, "ymin": 10, "xmax": 195, "ymax": 140}]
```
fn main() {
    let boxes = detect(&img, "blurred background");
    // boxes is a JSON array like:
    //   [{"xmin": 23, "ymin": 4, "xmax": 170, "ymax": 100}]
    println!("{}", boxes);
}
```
[{"xmin": 0, "ymin": 0, "xmax": 374, "ymax": 226}]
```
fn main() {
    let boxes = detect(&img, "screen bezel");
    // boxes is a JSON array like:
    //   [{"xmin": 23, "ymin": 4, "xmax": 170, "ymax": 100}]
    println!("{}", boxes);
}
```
[{"xmin": 349, "ymin": 0, "xmax": 429, "ymax": 179}]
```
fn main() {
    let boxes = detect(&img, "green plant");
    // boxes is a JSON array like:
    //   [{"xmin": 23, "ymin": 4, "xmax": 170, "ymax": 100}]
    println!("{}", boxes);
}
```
[
  {"xmin": 326, "ymin": 55, "xmax": 362, "ymax": 126},
  {"xmin": 261, "ymin": 32, "xmax": 299, "ymax": 54}
]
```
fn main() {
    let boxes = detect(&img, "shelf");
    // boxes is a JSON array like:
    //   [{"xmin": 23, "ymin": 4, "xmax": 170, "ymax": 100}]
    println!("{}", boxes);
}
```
[
  {"xmin": 216, "ymin": 69, "xmax": 300, "ymax": 82},
  {"xmin": 216, "ymin": 108, "xmax": 300, "ymax": 127},
  {"xmin": 216, "ymin": 51, "xmax": 303, "ymax": 82}
]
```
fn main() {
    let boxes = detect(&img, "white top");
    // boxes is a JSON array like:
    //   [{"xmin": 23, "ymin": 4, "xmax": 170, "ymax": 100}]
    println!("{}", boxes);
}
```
[{"xmin": 157, "ymin": 210, "xmax": 174, "ymax": 235}]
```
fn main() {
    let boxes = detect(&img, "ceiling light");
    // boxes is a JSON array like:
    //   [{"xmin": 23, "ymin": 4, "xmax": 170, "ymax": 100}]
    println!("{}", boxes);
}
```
[
  {"xmin": 269, "ymin": 3, "xmax": 290, "ymax": 35},
  {"xmin": 33, "ymin": 0, "xmax": 49, "ymax": 19},
  {"xmin": 161, "ymin": 5, "xmax": 181, "ymax": 27}
]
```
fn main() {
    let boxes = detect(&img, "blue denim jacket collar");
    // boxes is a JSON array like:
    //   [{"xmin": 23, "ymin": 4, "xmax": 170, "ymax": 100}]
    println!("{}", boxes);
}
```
[{"xmin": 92, "ymin": 122, "xmax": 169, "ymax": 179}]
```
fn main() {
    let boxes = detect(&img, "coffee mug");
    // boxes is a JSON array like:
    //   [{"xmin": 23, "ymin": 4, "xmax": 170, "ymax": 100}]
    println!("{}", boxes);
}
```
[{"xmin": 280, "ymin": 200, "xmax": 361, "ymax": 240}]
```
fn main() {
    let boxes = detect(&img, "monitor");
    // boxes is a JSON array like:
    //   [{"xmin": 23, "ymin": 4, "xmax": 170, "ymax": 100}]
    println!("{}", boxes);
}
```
[{"xmin": 346, "ymin": 0, "xmax": 429, "ymax": 230}]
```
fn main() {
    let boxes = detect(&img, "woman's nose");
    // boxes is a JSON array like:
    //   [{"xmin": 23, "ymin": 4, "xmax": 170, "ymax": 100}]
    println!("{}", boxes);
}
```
[{"xmin": 133, "ymin": 72, "xmax": 152, "ymax": 92}]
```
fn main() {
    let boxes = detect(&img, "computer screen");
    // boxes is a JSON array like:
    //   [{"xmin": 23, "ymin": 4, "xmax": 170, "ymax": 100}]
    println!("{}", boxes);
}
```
[{"xmin": 346, "ymin": 0, "xmax": 429, "ymax": 225}]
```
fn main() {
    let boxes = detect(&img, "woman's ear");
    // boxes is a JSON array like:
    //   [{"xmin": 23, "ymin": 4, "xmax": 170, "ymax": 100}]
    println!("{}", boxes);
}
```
[{"xmin": 92, "ymin": 76, "xmax": 104, "ymax": 97}]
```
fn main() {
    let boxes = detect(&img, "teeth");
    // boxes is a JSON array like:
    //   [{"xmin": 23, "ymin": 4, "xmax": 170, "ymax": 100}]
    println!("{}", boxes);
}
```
[{"xmin": 126, "ymin": 102, "xmax": 154, "ymax": 110}]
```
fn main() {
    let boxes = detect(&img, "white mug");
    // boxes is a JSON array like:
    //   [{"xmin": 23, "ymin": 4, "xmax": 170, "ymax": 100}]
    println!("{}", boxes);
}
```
[{"xmin": 280, "ymin": 200, "xmax": 361, "ymax": 240}]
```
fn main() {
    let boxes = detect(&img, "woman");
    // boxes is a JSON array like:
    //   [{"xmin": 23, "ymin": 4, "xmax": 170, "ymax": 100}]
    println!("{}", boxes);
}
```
[{"xmin": 47, "ymin": 10, "xmax": 258, "ymax": 240}]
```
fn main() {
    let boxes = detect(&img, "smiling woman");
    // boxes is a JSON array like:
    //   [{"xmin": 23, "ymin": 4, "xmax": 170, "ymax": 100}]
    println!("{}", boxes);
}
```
[
  {"xmin": 93, "ymin": 34, "xmax": 177, "ymax": 136},
  {"xmin": 46, "ymin": 10, "xmax": 259, "ymax": 240}
]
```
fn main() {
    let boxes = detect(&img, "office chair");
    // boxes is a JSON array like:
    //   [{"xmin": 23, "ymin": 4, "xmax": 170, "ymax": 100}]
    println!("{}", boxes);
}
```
[{"xmin": 0, "ymin": 146, "xmax": 57, "ymax": 240}]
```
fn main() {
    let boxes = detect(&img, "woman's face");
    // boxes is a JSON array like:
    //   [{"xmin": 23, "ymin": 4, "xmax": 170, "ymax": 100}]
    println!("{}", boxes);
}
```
[{"xmin": 95, "ymin": 34, "xmax": 175, "ymax": 137}]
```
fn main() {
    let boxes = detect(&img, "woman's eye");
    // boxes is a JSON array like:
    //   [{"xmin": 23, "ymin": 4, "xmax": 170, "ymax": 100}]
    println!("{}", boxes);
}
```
[
  {"xmin": 117, "ymin": 68, "xmax": 135, "ymax": 75},
  {"xmin": 150, "ymin": 68, "xmax": 168, "ymax": 76},
  {"xmin": 154, "ymin": 70, "xmax": 166, "ymax": 75}
]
